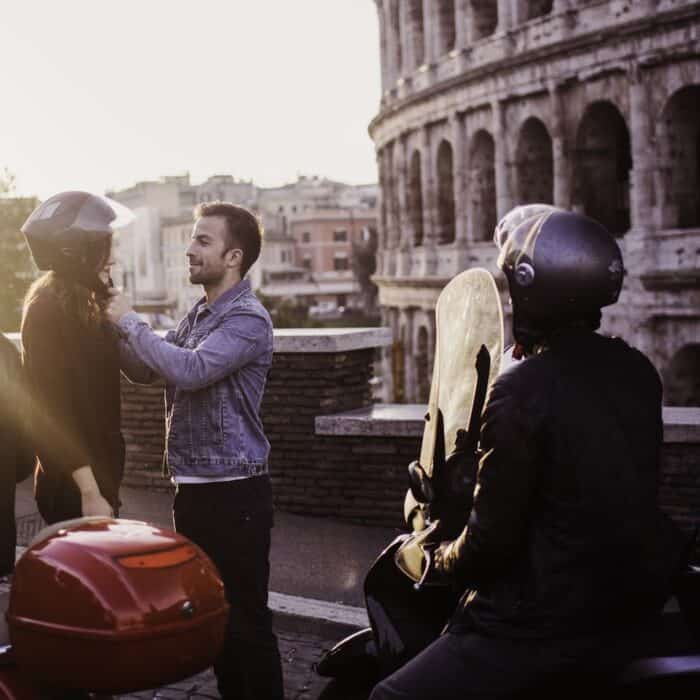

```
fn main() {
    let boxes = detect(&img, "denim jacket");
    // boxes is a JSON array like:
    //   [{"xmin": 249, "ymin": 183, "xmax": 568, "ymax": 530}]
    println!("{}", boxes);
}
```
[{"xmin": 119, "ymin": 279, "xmax": 273, "ymax": 479}]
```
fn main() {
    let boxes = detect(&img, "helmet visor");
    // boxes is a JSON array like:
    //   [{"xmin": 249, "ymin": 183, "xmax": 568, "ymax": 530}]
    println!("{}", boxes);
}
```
[
  {"xmin": 494, "ymin": 204, "xmax": 559, "ymax": 252},
  {"xmin": 496, "ymin": 210, "xmax": 554, "ymax": 271}
]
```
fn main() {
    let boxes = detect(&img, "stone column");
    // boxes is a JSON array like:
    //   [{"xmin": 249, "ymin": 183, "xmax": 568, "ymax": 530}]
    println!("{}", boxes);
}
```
[
  {"xmin": 629, "ymin": 74, "xmax": 654, "ymax": 233},
  {"xmin": 549, "ymin": 84, "xmax": 571, "ymax": 209},
  {"xmin": 497, "ymin": 0, "xmax": 513, "ymax": 33},
  {"xmin": 376, "ymin": 0, "xmax": 389, "ymax": 93},
  {"xmin": 492, "ymin": 101, "xmax": 512, "ymax": 219},
  {"xmin": 375, "ymin": 147, "xmax": 387, "ymax": 274},
  {"xmin": 454, "ymin": 0, "xmax": 469, "ymax": 50},
  {"xmin": 396, "ymin": 135, "xmax": 412, "ymax": 276},
  {"xmin": 420, "ymin": 126, "xmax": 438, "ymax": 275},
  {"xmin": 553, "ymin": 0, "xmax": 572, "ymax": 12},
  {"xmin": 384, "ymin": 0, "xmax": 400, "ymax": 85},
  {"xmin": 401, "ymin": 0, "xmax": 416, "ymax": 74},
  {"xmin": 451, "ymin": 112, "xmax": 468, "ymax": 244},
  {"xmin": 422, "ymin": 0, "xmax": 437, "ymax": 66},
  {"xmin": 400, "ymin": 308, "xmax": 416, "ymax": 401}
]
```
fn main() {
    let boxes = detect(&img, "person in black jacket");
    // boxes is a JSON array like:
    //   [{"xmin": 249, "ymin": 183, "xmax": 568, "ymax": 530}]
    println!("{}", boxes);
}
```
[
  {"xmin": 0, "ymin": 333, "xmax": 35, "ymax": 575},
  {"xmin": 369, "ymin": 209, "xmax": 687, "ymax": 700},
  {"xmin": 20, "ymin": 192, "xmax": 133, "ymax": 524}
]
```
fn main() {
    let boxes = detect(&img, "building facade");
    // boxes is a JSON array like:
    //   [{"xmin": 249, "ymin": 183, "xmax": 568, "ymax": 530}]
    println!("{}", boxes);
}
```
[
  {"xmin": 371, "ymin": 0, "xmax": 700, "ymax": 405},
  {"xmin": 110, "ymin": 175, "xmax": 378, "ymax": 323}
]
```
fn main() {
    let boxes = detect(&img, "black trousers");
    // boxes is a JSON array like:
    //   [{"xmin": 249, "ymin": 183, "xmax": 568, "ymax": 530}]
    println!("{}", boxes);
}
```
[
  {"xmin": 173, "ymin": 475, "xmax": 283, "ymax": 700},
  {"xmin": 368, "ymin": 629, "xmax": 608, "ymax": 700}
]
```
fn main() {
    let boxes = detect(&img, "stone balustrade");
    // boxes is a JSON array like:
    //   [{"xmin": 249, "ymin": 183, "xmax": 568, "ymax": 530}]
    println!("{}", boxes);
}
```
[{"xmin": 4, "ymin": 330, "xmax": 700, "ymax": 558}]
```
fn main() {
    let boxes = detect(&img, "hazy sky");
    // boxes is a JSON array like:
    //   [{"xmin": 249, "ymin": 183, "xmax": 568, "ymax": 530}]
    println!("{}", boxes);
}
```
[{"xmin": 0, "ymin": 1, "xmax": 381, "ymax": 199}]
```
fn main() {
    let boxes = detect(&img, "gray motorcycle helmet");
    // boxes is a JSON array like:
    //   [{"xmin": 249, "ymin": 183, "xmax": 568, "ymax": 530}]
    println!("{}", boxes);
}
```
[
  {"xmin": 496, "ymin": 209, "xmax": 624, "ymax": 348},
  {"xmin": 21, "ymin": 191, "xmax": 133, "ymax": 296}
]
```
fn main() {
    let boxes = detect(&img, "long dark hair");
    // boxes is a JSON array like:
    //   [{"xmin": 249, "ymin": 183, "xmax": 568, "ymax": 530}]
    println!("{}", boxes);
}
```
[{"xmin": 22, "ymin": 237, "xmax": 112, "ymax": 330}]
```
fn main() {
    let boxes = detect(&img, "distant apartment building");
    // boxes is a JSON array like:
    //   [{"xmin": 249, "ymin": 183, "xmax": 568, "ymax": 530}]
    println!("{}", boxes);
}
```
[{"xmin": 108, "ymin": 174, "xmax": 377, "ymax": 322}]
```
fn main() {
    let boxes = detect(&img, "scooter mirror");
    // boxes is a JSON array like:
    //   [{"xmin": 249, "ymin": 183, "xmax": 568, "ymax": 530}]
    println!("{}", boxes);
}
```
[{"xmin": 408, "ymin": 461, "xmax": 435, "ymax": 504}]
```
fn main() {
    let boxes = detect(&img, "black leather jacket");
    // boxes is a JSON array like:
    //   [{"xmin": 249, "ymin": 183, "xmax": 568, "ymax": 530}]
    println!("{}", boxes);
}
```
[{"xmin": 436, "ymin": 328, "xmax": 685, "ymax": 638}]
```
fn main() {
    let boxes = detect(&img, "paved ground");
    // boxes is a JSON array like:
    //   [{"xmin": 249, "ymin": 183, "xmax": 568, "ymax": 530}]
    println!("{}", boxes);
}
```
[{"xmin": 14, "ymin": 479, "xmax": 398, "ymax": 699}]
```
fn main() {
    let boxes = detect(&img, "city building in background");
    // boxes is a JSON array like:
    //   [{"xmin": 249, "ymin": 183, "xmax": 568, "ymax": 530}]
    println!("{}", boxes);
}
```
[
  {"xmin": 371, "ymin": 0, "xmax": 700, "ymax": 405},
  {"xmin": 109, "ymin": 174, "xmax": 378, "ymax": 325}
]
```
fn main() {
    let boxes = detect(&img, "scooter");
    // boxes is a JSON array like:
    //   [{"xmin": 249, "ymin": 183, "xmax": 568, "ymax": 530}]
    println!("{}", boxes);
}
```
[
  {"xmin": 0, "ymin": 516, "xmax": 229, "ymax": 699},
  {"xmin": 318, "ymin": 410, "xmax": 700, "ymax": 697}
]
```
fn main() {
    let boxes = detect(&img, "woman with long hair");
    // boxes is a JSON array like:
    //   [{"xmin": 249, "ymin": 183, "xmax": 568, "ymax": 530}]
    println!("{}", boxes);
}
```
[{"xmin": 20, "ymin": 191, "xmax": 133, "ymax": 524}]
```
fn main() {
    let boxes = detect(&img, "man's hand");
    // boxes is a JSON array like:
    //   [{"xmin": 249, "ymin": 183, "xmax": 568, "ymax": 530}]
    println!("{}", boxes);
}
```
[
  {"xmin": 106, "ymin": 288, "xmax": 133, "ymax": 324},
  {"xmin": 72, "ymin": 465, "xmax": 114, "ymax": 518}
]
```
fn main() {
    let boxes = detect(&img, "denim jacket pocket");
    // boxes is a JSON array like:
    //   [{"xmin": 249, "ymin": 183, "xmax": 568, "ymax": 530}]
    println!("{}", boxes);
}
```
[{"xmin": 189, "ymin": 386, "xmax": 224, "ymax": 446}]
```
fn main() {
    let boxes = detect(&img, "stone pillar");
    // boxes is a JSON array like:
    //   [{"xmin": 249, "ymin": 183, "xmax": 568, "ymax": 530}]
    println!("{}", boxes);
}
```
[
  {"xmin": 420, "ymin": 126, "xmax": 438, "ymax": 274},
  {"xmin": 375, "ymin": 147, "xmax": 387, "ymax": 274},
  {"xmin": 376, "ymin": 0, "xmax": 389, "ymax": 93},
  {"xmin": 401, "ymin": 0, "xmax": 416, "ymax": 74},
  {"xmin": 497, "ymin": 0, "xmax": 513, "ymax": 32},
  {"xmin": 422, "ymin": 0, "xmax": 437, "ymax": 66},
  {"xmin": 384, "ymin": 0, "xmax": 400, "ymax": 85},
  {"xmin": 400, "ymin": 308, "xmax": 417, "ymax": 401},
  {"xmin": 492, "ymin": 101, "xmax": 512, "ymax": 219},
  {"xmin": 553, "ymin": 0, "xmax": 572, "ymax": 12},
  {"xmin": 629, "ymin": 74, "xmax": 654, "ymax": 233},
  {"xmin": 396, "ymin": 135, "xmax": 412, "ymax": 276},
  {"xmin": 451, "ymin": 112, "xmax": 468, "ymax": 244},
  {"xmin": 454, "ymin": 0, "xmax": 469, "ymax": 50},
  {"xmin": 549, "ymin": 84, "xmax": 571, "ymax": 209}
]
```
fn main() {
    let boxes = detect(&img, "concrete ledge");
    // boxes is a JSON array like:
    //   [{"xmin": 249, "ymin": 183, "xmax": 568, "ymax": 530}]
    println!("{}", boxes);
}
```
[
  {"xmin": 663, "ymin": 407, "xmax": 700, "ymax": 443},
  {"xmin": 316, "ymin": 404, "xmax": 425, "ymax": 438},
  {"xmin": 6, "ymin": 328, "xmax": 393, "ymax": 355},
  {"xmin": 273, "ymin": 327, "xmax": 392, "ymax": 354},
  {"xmin": 317, "ymin": 404, "xmax": 700, "ymax": 443}
]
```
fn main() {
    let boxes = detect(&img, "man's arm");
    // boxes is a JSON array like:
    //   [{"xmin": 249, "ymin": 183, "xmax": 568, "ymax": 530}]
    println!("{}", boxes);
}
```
[
  {"xmin": 117, "ymin": 311, "xmax": 269, "ymax": 391},
  {"xmin": 119, "ymin": 336, "xmax": 159, "ymax": 384},
  {"xmin": 434, "ymin": 366, "xmax": 544, "ymax": 586}
]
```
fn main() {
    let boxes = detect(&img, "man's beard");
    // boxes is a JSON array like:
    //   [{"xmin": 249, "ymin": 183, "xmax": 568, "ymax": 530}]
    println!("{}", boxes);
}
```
[{"xmin": 189, "ymin": 263, "xmax": 223, "ymax": 285}]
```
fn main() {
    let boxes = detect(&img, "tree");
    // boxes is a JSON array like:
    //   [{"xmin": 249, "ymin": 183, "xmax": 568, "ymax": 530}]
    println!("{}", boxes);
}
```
[
  {"xmin": 0, "ymin": 170, "xmax": 38, "ymax": 331},
  {"xmin": 350, "ymin": 225, "xmax": 378, "ymax": 315}
]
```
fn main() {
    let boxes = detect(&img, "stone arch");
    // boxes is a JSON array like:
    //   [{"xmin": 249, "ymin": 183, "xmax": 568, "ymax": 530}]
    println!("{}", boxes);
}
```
[
  {"xmin": 470, "ymin": 1, "xmax": 498, "ymax": 41},
  {"xmin": 436, "ymin": 139, "xmax": 456, "ymax": 245},
  {"xmin": 658, "ymin": 85, "xmax": 700, "ymax": 229},
  {"xmin": 573, "ymin": 101, "xmax": 632, "ymax": 236},
  {"xmin": 416, "ymin": 325, "xmax": 430, "ymax": 403},
  {"xmin": 515, "ymin": 117, "xmax": 553, "ymax": 205},
  {"xmin": 408, "ymin": 150, "xmax": 424, "ymax": 246},
  {"xmin": 662, "ymin": 344, "xmax": 700, "ymax": 407},
  {"xmin": 409, "ymin": 0, "xmax": 425, "ymax": 69},
  {"xmin": 393, "ymin": 322, "xmax": 407, "ymax": 403},
  {"xmin": 437, "ymin": 0, "xmax": 456, "ymax": 55},
  {"xmin": 523, "ymin": 0, "xmax": 553, "ymax": 21},
  {"xmin": 389, "ymin": 0, "xmax": 402, "ymax": 76},
  {"xmin": 469, "ymin": 130, "xmax": 497, "ymax": 242}
]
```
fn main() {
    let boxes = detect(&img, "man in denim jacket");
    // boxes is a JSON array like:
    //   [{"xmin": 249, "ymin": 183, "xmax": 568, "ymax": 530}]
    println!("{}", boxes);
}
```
[{"xmin": 108, "ymin": 202, "xmax": 283, "ymax": 700}]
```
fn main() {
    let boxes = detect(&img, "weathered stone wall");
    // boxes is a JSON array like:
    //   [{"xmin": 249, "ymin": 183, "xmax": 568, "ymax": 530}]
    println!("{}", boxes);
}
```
[{"xmin": 371, "ymin": 1, "xmax": 700, "ymax": 404}]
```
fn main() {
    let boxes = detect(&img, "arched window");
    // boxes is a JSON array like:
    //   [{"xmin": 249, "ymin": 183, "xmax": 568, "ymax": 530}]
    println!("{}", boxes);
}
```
[
  {"xmin": 469, "ymin": 130, "xmax": 497, "ymax": 242},
  {"xmin": 470, "ymin": 0, "xmax": 498, "ymax": 41},
  {"xmin": 663, "ymin": 345, "xmax": 700, "ymax": 407},
  {"xmin": 416, "ymin": 326, "xmax": 430, "ymax": 403},
  {"xmin": 658, "ymin": 85, "xmax": 700, "ymax": 229},
  {"xmin": 437, "ymin": 0, "xmax": 456, "ymax": 55},
  {"xmin": 524, "ymin": 0, "xmax": 553, "ymax": 21},
  {"xmin": 437, "ymin": 140, "xmax": 456, "ymax": 245},
  {"xmin": 389, "ymin": 0, "xmax": 402, "ymax": 75},
  {"xmin": 408, "ymin": 151, "xmax": 424, "ymax": 246},
  {"xmin": 409, "ymin": 0, "xmax": 425, "ymax": 68},
  {"xmin": 573, "ymin": 101, "xmax": 632, "ymax": 236},
  {"xmin": 516, "ymin": 117, "xmax": 553, "ymax": 205}
]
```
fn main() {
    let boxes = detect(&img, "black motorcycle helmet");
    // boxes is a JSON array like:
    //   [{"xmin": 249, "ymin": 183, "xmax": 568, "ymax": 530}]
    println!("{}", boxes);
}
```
[
  {"xmin": 496, "ymin": 208, "xmax": 624, "ymax": 352},
  {"xmin": 21, "ymin": 191, "xmax": 134, "ymax": 299}
]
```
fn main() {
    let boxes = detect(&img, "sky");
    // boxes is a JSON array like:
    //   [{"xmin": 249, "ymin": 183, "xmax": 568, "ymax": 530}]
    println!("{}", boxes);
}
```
[{"xmin": 0, "ymin": 1, "xmax": 381, "ymax": 199}]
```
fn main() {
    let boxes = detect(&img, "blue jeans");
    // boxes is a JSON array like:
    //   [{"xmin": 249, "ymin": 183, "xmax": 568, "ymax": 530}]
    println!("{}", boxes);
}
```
[{"xmin": 173, "ymin": 475, "xmax": 283, "ymax": 700}]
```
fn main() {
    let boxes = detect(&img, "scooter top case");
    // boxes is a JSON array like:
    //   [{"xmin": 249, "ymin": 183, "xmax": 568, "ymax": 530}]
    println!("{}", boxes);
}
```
[{"xmin": 7, "ymin": 517, "xmax": 228, "ymax": 694}]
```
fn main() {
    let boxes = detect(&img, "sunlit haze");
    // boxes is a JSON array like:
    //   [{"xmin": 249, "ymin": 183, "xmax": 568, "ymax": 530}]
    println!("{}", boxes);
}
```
[{"xmin": 0, "ymin": 0, "xmax": 381, "ymax": 199}]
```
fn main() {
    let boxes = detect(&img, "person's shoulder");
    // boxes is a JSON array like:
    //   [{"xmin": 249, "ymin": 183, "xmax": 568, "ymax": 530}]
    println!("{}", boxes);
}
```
[
  {"xmin": 598, "ymin": 334, "xmax": 661, "ymax": 383},
  {"xmin": 21, "ymin": 290, "xmax": 63, "ymax": 332}
]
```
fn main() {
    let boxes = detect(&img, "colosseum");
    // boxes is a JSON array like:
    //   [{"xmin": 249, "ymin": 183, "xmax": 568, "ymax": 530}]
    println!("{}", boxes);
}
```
[{"xmin": 370, "ymin": 0, "xmax": 700, "ymax": 406}]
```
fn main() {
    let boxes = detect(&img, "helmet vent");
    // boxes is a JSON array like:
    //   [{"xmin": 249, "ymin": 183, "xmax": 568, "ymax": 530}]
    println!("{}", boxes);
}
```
[{"xmin": 514, "ymin": 262, "xmax": 535, "ymax": 287}]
